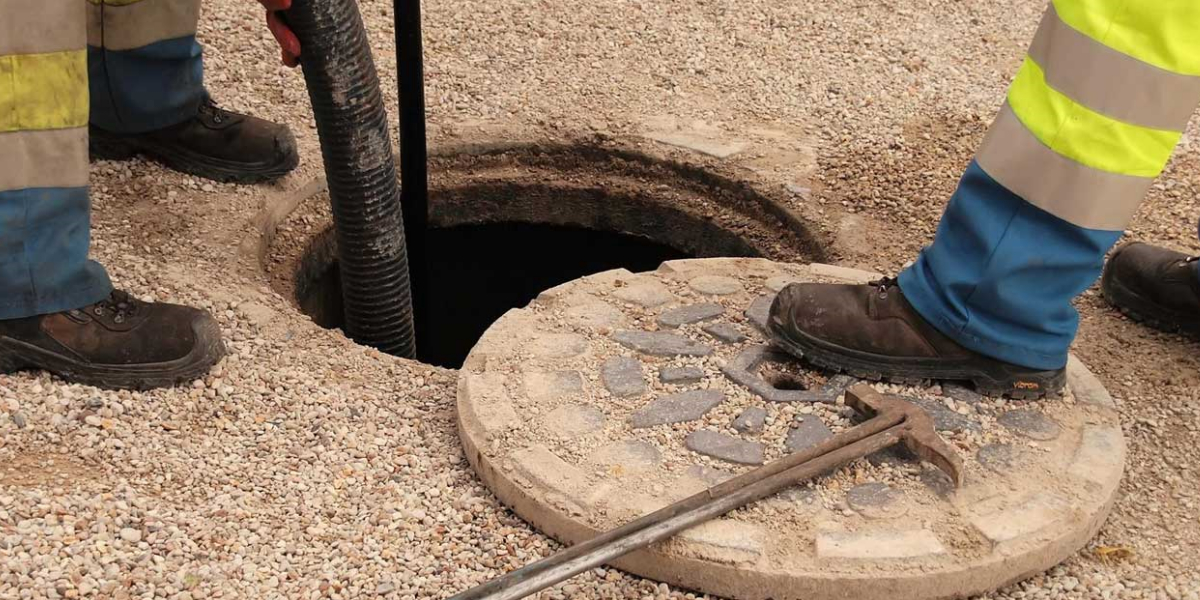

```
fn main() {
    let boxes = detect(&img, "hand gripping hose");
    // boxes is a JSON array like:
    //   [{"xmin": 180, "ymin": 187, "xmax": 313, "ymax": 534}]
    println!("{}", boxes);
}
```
[{"xmin": 284, "ymin": 0, "xmax": 417, "ymax": 358}]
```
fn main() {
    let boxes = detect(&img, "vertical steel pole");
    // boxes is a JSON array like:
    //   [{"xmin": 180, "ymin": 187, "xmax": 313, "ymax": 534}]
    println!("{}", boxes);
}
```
[{"xmin": 395, "ymin": 0, "xmax": 430, "ymax": 353}]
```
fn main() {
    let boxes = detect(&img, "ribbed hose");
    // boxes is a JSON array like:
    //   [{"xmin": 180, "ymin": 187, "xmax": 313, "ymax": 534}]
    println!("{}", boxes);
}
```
[{"xmin": 285, "ymin": 0, "xmax": 417, "ymax": 358}]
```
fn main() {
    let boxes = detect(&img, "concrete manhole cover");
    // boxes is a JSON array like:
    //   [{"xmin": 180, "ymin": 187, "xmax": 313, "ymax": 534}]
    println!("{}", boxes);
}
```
[{"xmin": 456, "ymin": 258, "xmax": 1125, "ymax": 600}]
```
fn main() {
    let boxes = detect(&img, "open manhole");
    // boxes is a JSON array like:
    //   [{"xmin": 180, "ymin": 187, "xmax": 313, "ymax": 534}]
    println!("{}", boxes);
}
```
[
  {"xmin": 270, "ymin": 143, "xmax": 825, "ymax": 367},
  {"xmin": 263, "ymin": 143, "xmax": 1124, "ymax": 600}
]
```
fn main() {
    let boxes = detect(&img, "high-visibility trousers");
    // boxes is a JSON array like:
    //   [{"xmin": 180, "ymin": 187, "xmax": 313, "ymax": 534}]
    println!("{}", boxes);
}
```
[
  {"xmin": 900, "ymin": 1, "xmax": 1200, "ymax": 370},
  {"xmin": 0, "ymin": 0, "xmax": 203, "ymax": 319}
]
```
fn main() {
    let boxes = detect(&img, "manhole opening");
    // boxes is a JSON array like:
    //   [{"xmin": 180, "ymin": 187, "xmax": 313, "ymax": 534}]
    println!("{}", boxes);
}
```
[
  {"xmin": 280, "ymin": 143, "xmax": 825, "ymax": 368},
  {"xmin": 300, "ymin": 222, "xmax": 699, "ymax": 368}
]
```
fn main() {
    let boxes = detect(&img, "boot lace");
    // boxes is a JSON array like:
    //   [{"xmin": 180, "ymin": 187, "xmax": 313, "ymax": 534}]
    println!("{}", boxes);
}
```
[
  {"xmin": 870, "ymin": 276, "xmax": 900, "ymax": 299},
  {"xmin": 199, "ymin": 98, "xmax": 231, "ymax": 125},
  {"xmin": 92, "ymin": 290, "xmax": 143, "ymax": 324}
]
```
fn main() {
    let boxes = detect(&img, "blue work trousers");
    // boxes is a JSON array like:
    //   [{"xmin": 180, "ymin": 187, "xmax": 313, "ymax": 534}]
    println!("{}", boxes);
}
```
[{"xmin": 0, "ymin": 0, "xmax": 204, "ymax": 319}]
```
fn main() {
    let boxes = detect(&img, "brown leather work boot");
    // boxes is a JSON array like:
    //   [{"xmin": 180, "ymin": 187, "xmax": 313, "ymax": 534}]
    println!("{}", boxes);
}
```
[
  {"xmin": 768, "ymin": 279, "xmax": 1066, "ymax": 399},
  {"xmin": 0, "ymin": 290, "xmax": 224, "ymax": 390},
  {"xmin": 1101, "ymin": 242, "xmax": 1200, "ymax": 338},
  {"xmin": 89, "ymin": 97, "xmax": 299, "ymax": 184}
]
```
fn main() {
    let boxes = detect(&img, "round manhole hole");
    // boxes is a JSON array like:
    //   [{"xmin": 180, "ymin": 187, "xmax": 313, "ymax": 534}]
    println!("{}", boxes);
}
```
[
  {"xmin": 270, "ymin": 143, "xmax": 825, "ymax": 367},
  {"xmin": 456, "ymin": 258, "xmax": 1124, "ymax": 600}
]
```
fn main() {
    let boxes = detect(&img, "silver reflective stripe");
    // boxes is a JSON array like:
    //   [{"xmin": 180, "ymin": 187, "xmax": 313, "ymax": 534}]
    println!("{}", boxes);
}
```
[
  {"xmin": 0, "ymin": 0, "xmax": 84, "ymax": 56},
  {"xmin": 1029, "ymin": 4, "xmax": 1200, "ymax": 132},
  {"xmin": 0, "ymin": 128, "xmax": 89, "ymax": 193},
  {"xmin": 86, "ymin": 0, "xmax": 201, "ymax": 52},
  {"xmin": 977, "ymin": 104, "xmax": 1151, "ymax": 231}
]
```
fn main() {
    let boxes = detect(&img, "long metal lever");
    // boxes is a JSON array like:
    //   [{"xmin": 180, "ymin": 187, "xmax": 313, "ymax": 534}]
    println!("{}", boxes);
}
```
[{"xmin": 448, "ymin": 401, "xmax": 910, "ymax": 600}]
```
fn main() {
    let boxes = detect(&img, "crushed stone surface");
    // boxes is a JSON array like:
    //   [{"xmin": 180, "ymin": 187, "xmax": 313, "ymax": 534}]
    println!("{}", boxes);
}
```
[{"xmin": 2, "ymin": 0, "xmax": 1199, "ymax": 598}]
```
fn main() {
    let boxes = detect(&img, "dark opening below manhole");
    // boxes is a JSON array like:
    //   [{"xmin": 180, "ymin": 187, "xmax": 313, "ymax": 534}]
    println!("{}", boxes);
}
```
[
  {"xmin": 281, "ymin": 143, "xmax": 825, "ymax": 369},
  {"xmin": 302, "ymin": 223, "xmax": 693, "ymax": 367}
]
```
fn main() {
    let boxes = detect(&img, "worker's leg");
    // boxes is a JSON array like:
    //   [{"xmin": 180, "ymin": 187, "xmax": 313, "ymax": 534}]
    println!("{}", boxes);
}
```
[
  {"xmin": 899, "ymin": 1, "xmax": 1200, "ymax": 369},
  {"xmin": 86, "ymin": 0, "xmax": 298, "ymax": 182},
  {"xmin": 770, "ymin": 1, "xmax": 1200, "ymax": 396},
  {"xmin": 86, "ymin": 0, "xmax": 205, "ymax": 134},
  {"xmin": 0, "ymin": 0, "xmax": 113, "ymax": 319},
  {"xmin": 0, "ymin": 0, "xmax": 224, "ymax": 389},
  {"xmin": 1097, "ymin": 180, "xmax": 1200, "ymax": 339},
  {"xmin": 1099, "ymin": 241, "xmax": 1200, "ymax": 337}
]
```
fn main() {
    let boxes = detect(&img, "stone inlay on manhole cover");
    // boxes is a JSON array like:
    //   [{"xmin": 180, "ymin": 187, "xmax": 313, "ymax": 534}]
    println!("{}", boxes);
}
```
[{"xmin": 457, "ymin": 258, "xmax": 1125, "ymax": 600}]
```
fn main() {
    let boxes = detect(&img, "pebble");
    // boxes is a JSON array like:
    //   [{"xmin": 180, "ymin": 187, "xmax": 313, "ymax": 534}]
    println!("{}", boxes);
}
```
[
  {"xmin": 612, "ymin": 330, "xmax": 713, "ymax": 357},
  {"xmin": 977, "ymin": 443, "xmax": 1020, "ymax": 473},
  {"xmin": 909, "ymin": 396, "xmax": 980, "ymax": 432},
  {"xmin": 600, "ymin": 357, "xmax": 647, "ymax": 398},
  {"xmin": 702, "ymin": 322, "xmax": 749, "ymax": 344},
  {"xmin": 660, "ymin": 365, "xmax": 705, "ymax": 385},
  {"xmin": 688, "ymin": 275, "xmax": 744, "ymax": 296},
  {"xmin": 685, "ymin": 430, "xmax": 766, "ymax": 465},
  {"xmin": 943, "ymin": 384, "xmax": 984, "ymax": 405},
  {"xmin": 744, "ymin": 295, "xmax": 776, "ymax": 333},
  {"xmin": 657, "ymin": 302, "xmax": 725, "ymax": 328},
  {"xmin": 846, "ymin": 482, "xmax": 907, "ymax": 519},
  {"xmin": 785, "ymin": 416, "xmax": 834, "ymax": 453},
  {"xmin": 590, "ymin": 440, "xmax": 662, "ymax": 471},
  {"xmin": 613, "ymin": 282, "xmax": 674, "ymax": 308},
  {"xmin": 544, "ymin": 405, "xmax": 607, "ymax": 438},
  {"xmin": 628, "ymin": 390, "xmax": 727, "ymax": 428},
  {"xmin": 733, "ymin": 407, "xmax": 767, "ymax": 434},
  {"xmin": 998, "ymin": 409, "xmax": 1061, "ymax": 441}
]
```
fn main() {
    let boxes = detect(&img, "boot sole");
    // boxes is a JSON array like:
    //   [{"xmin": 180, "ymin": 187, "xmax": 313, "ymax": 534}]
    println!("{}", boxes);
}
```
[
  {"xmin": 0, "ymin": 321, "xmax": 225, "ymax": 391},
  {"xmin": 767, "ymin": 317, "xmax": 1064, "ymax": 400},
  {"xmin": 1100, "ymin": 268, "xmax": 1200, "ymax": 339},
  {"xmin": 89, "ymin": 129, "xmax": 299, "ymax": 185}
]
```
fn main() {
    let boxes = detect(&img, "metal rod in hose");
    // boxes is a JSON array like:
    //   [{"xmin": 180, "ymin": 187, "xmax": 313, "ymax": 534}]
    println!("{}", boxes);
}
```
[
  {"xmin": 285, "ymin": 0, "xmax": 417, "ymax": 358},
  {"xmin": 447, "ymin": 413, "xmax": 906, "ymax": 600},
  {"xmin": 393, "ymin": 0, "xmax": 431, "ymax": 353}
]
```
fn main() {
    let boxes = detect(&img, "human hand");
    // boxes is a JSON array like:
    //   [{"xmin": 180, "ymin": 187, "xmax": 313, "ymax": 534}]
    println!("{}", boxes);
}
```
[{"xmin": 260, "ymin": 0, "xmax": 300, "ymax": 67}]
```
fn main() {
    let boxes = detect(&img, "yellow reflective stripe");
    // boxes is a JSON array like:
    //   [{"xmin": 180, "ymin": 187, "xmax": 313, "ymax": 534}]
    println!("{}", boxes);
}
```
[
  {"xmin": 0, "ymin": 0, "xmax": 85, "ymax": 55},
  {"xmin": 87, "ymin": 0, "xmax": 201, "ymax": 51},
  {"xmin": 1008, "ymin": 57, "xmax": 1180, "ymax": 178},
  {"xmin": 0, "ymin": 128, "xmax": 89, "ymax": 193},
  {"xmin": 1029, "ymin": 5, "xmax": 1200, "ymax": 132},
  {"xmin": 1052, "ymin": 0, "xmax": 1200, "ymax": 77},
  {"xmin": 0, "ymin": 50, "xmax": 89, "ymax": 133},
  {"xmin": 977, "ymin": 104, "xmax": 1151, "ymax": 231}
]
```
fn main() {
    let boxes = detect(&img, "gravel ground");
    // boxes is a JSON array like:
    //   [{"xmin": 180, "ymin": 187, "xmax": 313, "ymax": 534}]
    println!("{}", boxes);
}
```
[{"xmin": 3, "ymin": 0, "xmax": 1199, "ymax": 598}]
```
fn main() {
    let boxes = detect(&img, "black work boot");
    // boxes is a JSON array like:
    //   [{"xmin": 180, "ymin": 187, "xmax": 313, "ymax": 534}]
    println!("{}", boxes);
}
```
[
  {"xmin": 0, "ymin": 290, "xmax": 224, "ymax": 390},
  {"xmin": 89, "ymin": 98, "xmax": 299, "ymax": 184},
  {"xmin": 1101, "ymin": 242, "xmax": 1200, "ymax": 337},
  {"xmin": 768, "ymin": 279, "xmax": 1066, "ymax": 399}
]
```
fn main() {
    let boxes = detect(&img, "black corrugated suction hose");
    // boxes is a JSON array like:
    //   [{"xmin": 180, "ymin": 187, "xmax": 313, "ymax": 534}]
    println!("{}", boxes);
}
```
[{"xmin": 284, "ymin": 0, "xmax": 417, "ymax": 358}]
